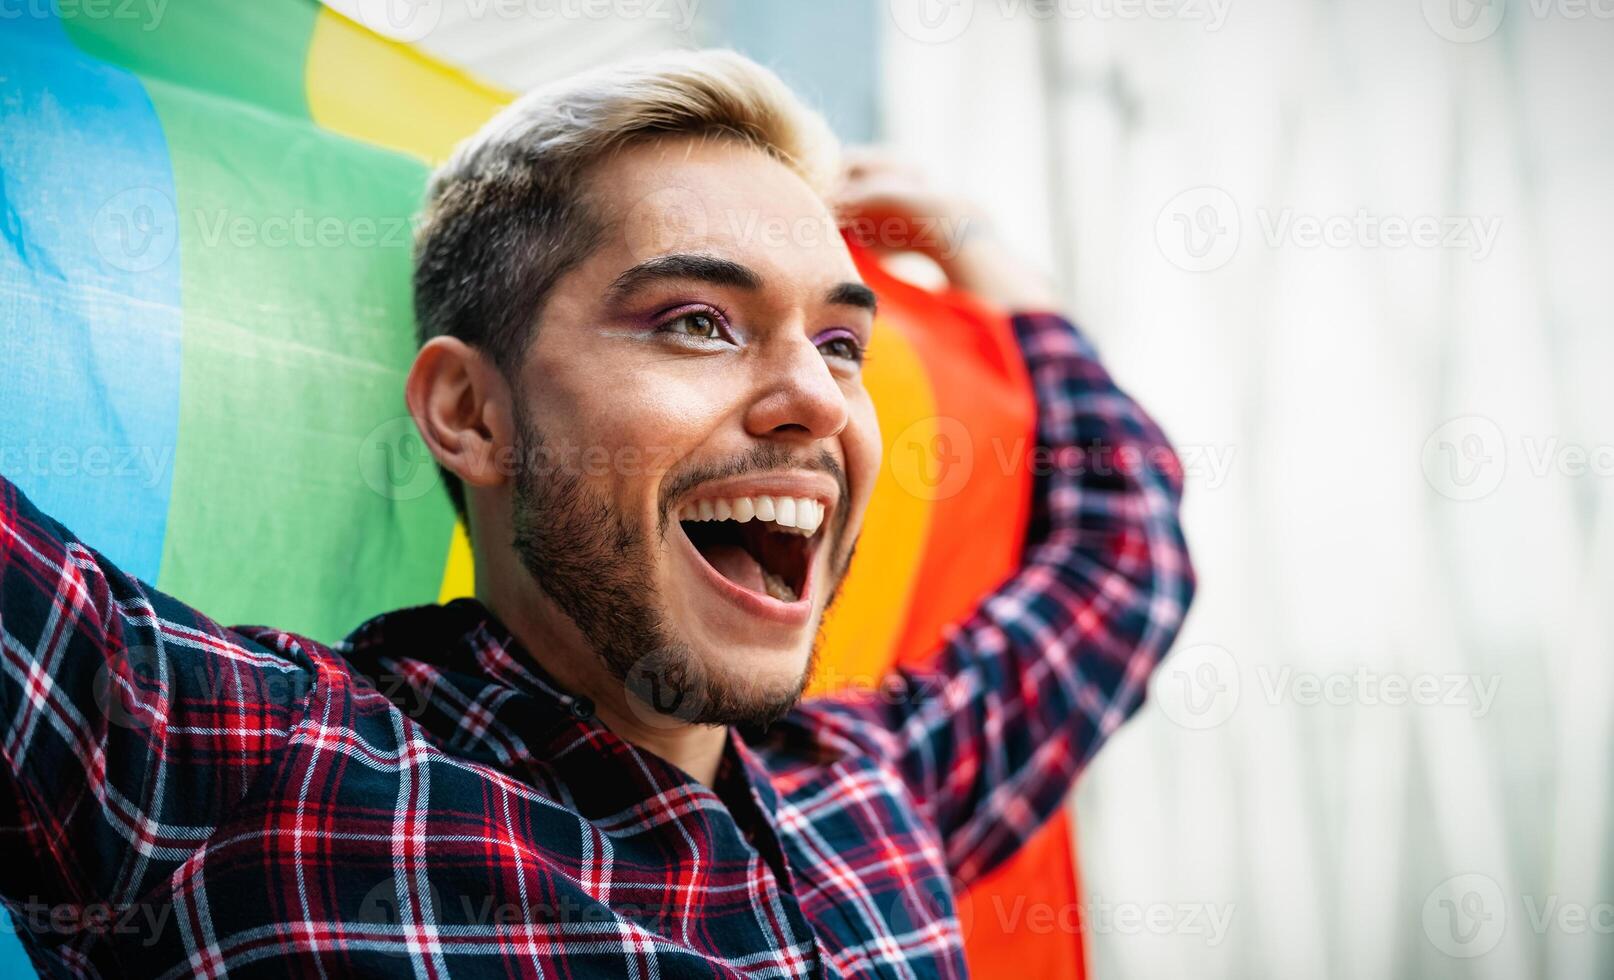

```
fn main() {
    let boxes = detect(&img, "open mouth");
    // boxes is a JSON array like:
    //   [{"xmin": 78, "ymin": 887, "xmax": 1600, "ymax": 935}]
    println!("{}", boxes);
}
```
[{"xmin": 676, "ymin": 495, "xmax": 825, "ymax": 606}]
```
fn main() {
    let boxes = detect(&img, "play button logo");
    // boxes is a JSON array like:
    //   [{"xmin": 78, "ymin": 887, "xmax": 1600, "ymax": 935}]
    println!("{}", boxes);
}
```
[
  {"xmin": 888, "ymin": 0, "xmax": 976, "ymax": 44},
  {"xmin": 348, "ymin": 0, "xmax": 445, "ymax": 43}
]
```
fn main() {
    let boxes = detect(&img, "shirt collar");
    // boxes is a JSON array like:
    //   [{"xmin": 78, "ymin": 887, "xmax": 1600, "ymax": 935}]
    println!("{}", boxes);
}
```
[{"xmin": 340, "ymin": 598, "xmax": 790, "ymax": 851}]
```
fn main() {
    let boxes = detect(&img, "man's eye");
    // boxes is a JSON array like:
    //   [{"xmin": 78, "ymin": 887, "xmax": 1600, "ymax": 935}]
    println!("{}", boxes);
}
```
[
  {"xmin": 662, "ymin": 312, "xmax": 723, "ymax": 339},
  {"xmin": 819, "ymin": 337, "xmax": 865, "ymax": 363}
]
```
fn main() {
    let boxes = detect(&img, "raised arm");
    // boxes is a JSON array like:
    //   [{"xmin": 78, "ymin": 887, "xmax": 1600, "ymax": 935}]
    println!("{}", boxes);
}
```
[
  {"xmin": 0, "ymin": 473, "xmax": 312, "ymax": 950},
  {"xmin": 807, "ymin": 307, "xmax": 1195, "ymax": 887},
  {"xmin": 819, "ymin": 154, "xmax": 1196, "ymax": 885}
]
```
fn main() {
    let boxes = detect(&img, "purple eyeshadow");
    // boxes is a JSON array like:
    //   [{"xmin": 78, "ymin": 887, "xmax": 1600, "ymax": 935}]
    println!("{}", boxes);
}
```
[{"xmin": 812, "ymin": 327, "xmax": 861, "ymax": 347}]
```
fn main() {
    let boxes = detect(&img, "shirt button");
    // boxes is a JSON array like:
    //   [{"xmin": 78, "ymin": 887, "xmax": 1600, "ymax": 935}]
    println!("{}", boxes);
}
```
[{"xmin": 568, "ymin": 696, "xmax": 595, "ymax": 720}]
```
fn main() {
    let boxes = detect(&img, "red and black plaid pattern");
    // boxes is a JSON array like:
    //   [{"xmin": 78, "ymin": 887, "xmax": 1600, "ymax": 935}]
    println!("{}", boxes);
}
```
[{"xmin": 0, "ymin": 312, "xmax": 1193, "ymax": 978}]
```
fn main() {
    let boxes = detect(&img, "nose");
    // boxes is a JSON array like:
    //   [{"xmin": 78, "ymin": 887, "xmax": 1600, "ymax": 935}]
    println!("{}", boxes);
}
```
[{"xmin": 743, "ymin": 334, "xmax": 850, "ymax": 443}]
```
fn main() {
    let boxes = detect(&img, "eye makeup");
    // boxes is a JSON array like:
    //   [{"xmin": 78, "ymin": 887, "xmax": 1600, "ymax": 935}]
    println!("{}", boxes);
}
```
[
  {"xmin": 812, "ymin": 326, "xmax": 867, "ymax": 362},
  {"xmin": 651, "ymin": 302, "xmax": 737, "ymax": 342}
]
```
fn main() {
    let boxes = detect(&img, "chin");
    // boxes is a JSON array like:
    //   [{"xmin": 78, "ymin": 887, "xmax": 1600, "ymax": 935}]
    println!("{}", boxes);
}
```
[
  {"xmin": 624, "ymin": 615, "xmax": 818, "ymax": 730},
  {"xmin": 657, "ymin": 591, "xmax": 824, "ymax": 724},
  {"xmin": 626, "ymin": 479, "xmax": 851, "ymax": 727},
  {"xmin": 703, "ymin": 632, "xmax": 817, "ymax": 695}
]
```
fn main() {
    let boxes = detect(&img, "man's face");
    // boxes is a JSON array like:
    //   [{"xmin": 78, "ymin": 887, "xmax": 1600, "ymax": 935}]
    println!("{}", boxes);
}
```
[{"xmin": 509, "ymin": 136, "xmax": 880, "ymax": 727}]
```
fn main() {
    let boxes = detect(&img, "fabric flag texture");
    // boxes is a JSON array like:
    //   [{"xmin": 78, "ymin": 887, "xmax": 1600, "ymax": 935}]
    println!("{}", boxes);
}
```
[{"xmin": 0, "ymin": 3, "xmax": 1087, "ymax": 976}]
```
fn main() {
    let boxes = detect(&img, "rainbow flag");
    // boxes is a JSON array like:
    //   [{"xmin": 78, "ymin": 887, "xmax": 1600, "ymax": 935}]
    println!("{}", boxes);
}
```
[{"xmin": 0, "ymin": 3, "xmax": 1086, "ymax": 976}]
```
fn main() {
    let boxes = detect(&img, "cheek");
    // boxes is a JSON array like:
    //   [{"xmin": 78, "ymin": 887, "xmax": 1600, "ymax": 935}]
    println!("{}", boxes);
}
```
[
  {"xmin": 532, "ymin": 368, "xmax": 729, "ymax": 500},
  {"xmin": 842, "ymin": 396, "xmax": 882, "ymax": 519}
]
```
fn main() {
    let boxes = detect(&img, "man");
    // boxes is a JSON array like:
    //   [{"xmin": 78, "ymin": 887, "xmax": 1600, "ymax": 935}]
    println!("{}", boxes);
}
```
[{"xmin": 0, "ymin": 49, "xmax": 1193, "ymax": 977}]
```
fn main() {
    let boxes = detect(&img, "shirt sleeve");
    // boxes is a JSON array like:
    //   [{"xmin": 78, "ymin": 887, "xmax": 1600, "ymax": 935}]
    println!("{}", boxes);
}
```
[
  {"xmin": 0, "ymin": 472, "xmax": 314, "ymax": 935},
  {"xmin": 805, "ymin": 310, "xmax": 1196, "ymax": 888}
]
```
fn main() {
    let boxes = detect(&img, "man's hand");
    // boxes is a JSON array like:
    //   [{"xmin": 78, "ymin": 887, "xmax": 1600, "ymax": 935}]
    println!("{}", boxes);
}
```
[{"xmin": 830, "ymin": 146, "xmax": 1061, "ymax": 311}]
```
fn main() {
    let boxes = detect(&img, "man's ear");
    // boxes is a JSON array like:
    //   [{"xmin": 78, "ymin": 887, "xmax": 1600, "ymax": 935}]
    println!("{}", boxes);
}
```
[{"xmin": 405, "ymin": 337, "xmax": 514, "ymax": 493}]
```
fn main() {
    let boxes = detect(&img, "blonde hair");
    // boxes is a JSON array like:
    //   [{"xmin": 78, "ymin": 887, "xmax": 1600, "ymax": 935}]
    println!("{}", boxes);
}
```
[
  {"xmin": 427, "ymin": 48, "xmax": 839, "ymax": 204},
  {"xmin": 413, "ymin": 49, "xmax": 841, "ymax": 521}
]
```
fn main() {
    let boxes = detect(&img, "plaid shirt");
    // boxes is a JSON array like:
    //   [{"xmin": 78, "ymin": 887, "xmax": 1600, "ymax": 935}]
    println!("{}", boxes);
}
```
[{"xmin": 0, "ymin": 312, "xmax": 1193, "ymax": 979}]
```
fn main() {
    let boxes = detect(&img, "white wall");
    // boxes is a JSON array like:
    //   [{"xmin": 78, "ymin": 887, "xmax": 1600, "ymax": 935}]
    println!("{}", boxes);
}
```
[{"xmin": 882, "ymin": 2, "xmax": 1613, "ymax": 977}]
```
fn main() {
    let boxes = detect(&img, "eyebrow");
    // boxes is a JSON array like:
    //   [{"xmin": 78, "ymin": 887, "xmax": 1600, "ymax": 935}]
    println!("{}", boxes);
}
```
[
  {"xmin": 604, "ymin": 253, "xmax": 878, "ymax": 316},
  {"xmin": 826, "ymin": 281, "xmax": 878, "ymax": 315}
]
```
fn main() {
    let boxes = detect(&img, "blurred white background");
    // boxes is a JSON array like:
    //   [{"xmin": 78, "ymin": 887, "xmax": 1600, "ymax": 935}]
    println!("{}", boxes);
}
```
[
  {"xmin": 349, "ymin": 1, "xmax": 1613, "ymax": 975},
  {"xmin": 880, "ymin": 4, "xmax": 1611, "ymax": 978}
]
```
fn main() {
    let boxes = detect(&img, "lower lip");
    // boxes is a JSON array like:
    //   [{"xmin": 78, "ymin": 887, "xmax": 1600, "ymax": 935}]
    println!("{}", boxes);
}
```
[{"xmin": 674, "ymin": 525, "xmax": 816, "ymax": 627}]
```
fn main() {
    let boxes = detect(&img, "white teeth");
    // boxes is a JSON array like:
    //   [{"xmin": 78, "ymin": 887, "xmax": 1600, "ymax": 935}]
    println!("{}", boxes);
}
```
[
  {"xmin": 788, "ymin": 500, "xmax": 822, "ymax": 535},
  {"xmin": 678, "ymin": 494, "xmax": 826, "ymax": 536}
]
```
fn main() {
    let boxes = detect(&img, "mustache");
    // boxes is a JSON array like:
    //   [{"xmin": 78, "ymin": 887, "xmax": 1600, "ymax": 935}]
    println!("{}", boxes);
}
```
[{"xmin": 657, "ymin": 443, "xmax": 850, "ymax": 540}]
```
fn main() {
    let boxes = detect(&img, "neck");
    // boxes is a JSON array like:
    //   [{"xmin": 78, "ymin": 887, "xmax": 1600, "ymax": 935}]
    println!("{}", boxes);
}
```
[
  {"xmin": 474, "ymin": 554, "xmax": 728, "ymax": 787},
  {"xmin": 588, "ymin": 697, "xmax": 729, "ymax": 788}
]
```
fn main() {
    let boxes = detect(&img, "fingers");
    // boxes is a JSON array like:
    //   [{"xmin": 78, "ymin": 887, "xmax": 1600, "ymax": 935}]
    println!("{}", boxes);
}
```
[
  {"xmin": 830, "ymin": 146, "xmax": 938, "ymax": 226},
  {"xmin": 838, "ymin": 145, "xmax": 927, "ymax": 187}
]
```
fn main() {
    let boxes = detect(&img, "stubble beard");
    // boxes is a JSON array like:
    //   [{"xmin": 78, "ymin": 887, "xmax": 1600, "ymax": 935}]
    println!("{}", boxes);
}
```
[{"xmin": 508, "ymin": 410, "xmax": 832, "ymax": 730}]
